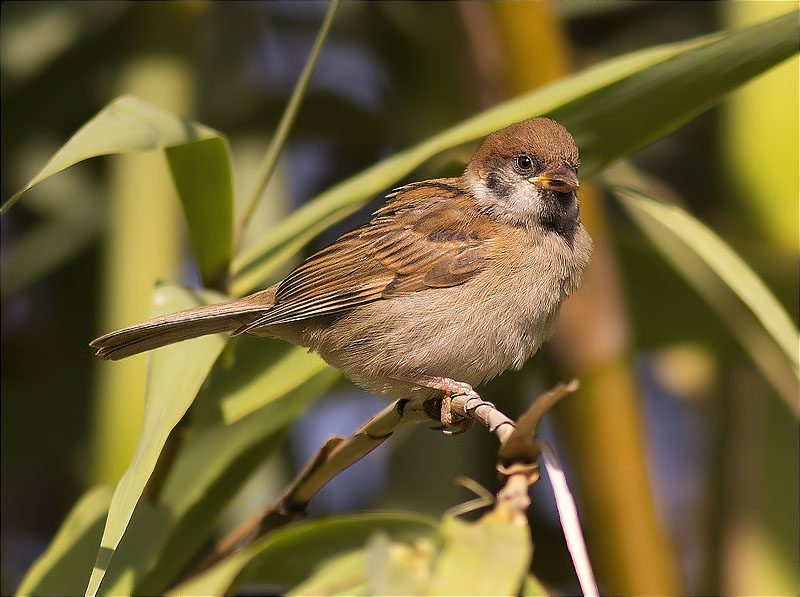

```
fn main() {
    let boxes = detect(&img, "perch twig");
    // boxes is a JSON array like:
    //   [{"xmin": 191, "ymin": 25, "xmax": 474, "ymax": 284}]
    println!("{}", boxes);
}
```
[
  {"xmin": 200, "ymin": 396, "xmax": 432, "ymax": 570},
  {"xmin": 449, "ymin": 379, "xmax": 598, "ymax": 596},
  {"xmin": 201, "ymin": 379, "xmax": 598, "ymax": 597}
]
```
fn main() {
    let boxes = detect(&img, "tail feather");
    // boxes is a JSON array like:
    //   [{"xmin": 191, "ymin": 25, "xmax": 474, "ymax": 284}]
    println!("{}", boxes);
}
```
[{"xmin": 91, "ymin": 288, "xmax": 276, "ymax": 361}]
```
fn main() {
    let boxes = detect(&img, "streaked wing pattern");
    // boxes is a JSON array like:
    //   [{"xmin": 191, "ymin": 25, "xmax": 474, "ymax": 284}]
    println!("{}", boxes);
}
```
[{"xmin": 235, "ymin": 180, "xmax": 493, "ymax": 334}]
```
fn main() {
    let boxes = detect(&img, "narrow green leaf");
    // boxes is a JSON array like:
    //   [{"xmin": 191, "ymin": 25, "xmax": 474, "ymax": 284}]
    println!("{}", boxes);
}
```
[
  {"xmin": 219, "ymin": 339, "xmax": 333, "ymax": 424},
  {"xmin": 613, "ymin": 185, "xmax": 799, "ymax": 414},
  {"xmin": 85, "ymin": 284, "xmax": 230, "ymax": 597},
  {"xmin": 231, "ymin": 11, "xmax": 797, "ymax": 295},
  {"xmin": 18, "ymin": 488, "xmax": 172, "ymax": 597},
  {"xmin": 3, "ymin": 95, "xmax": 234, "ymax": 286},
  {"xmin": 428, "ymin": 516, "xmax": 532, "ymax": 596},
  {"xmin": 166, "ymin": 138, "xmax": 234, "ymax": 286},
  {"xmin": 97, "ymin": 502, "xmax": 172, "ymax": 596},
  {"xmin": 238, "ymin": 0, "xmax": 340, "ymax": 245},
  {"xmin": 18, "ymin": 487, "xmax": 112, "ymax": 597},
  {"xmin": 288, "ymin": 550, "xmax": 368, "ymax": 597},
  {"xmin": 167, "ymin": 513, "xmax": 436, "ymax": 596},
  {"xmin": 134, "ymin": 366, "xmax": 339, "ymax": 594},
  {"xmin": 549, "ymin": 9, "xmax": 799, "ymax": 178},
  {"xmin": 230, "ymin": 40, "xmax": 688, "ymax": 295}
]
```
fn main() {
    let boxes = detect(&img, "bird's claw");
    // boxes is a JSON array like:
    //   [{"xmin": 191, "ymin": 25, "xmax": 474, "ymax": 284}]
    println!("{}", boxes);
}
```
[
  {"xmin": 442, "ymin": 417, "xmax": 474, "ymax": 435},
  {"xmin": 437, "ymin": 392, "xmax": 475, "ymax": 435}
]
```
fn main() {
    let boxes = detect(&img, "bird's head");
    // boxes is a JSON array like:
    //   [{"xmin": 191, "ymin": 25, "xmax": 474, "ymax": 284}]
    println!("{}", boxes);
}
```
[{"xmin": 466, "ymin": 117, "xmax": 581, "ymax": 237}]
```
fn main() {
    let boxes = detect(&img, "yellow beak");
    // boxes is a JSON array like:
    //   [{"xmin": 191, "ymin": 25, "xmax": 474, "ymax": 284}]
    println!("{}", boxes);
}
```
[{"xmin": 529, "ymin": 163, "xmax": 580, "ymax": 192}]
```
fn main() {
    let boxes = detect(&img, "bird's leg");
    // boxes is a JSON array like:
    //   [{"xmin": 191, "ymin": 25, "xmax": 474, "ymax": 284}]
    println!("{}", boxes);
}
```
[{"xmin": 411, "ymin": 375, "xmax": 487, "ymax": 435}]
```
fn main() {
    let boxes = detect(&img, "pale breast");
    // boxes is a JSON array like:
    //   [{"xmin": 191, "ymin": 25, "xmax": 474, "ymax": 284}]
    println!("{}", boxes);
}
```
[{"xmin": 264, "ymin": 223, "xmax": 590, "ymax": 399}]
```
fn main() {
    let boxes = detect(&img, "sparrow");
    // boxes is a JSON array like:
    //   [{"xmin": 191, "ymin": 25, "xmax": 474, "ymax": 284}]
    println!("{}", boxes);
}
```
[{"xmin": 91, "ymin": 117, "xmax": 592, "ymax": 429}]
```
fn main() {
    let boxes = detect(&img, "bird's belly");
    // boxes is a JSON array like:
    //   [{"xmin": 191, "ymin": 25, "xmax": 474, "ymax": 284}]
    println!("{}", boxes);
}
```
[{"xmin": 272, "ymin": 273, "xmax": 563, "ymax": 399}]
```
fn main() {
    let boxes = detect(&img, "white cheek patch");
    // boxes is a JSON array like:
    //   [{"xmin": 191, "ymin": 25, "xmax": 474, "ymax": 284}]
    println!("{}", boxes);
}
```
[
  {"xmin": 466, "ymin": 170, "xmax": 545, "ymax": 228},
  {"xmin": 504, "ymin": 185, "xmax": 546, "ymax": 227}
]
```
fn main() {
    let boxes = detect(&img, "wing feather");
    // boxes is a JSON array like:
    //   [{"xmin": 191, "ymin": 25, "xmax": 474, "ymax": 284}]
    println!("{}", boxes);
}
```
[{"xmin": 236, "ymin": 179, "xmax": 494, "ymax": 334}]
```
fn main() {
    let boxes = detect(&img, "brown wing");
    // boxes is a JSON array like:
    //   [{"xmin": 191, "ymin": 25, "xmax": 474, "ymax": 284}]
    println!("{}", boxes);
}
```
[{"xmin": 235, "ymin": 179, "xmax": 494, "ymax": 333}]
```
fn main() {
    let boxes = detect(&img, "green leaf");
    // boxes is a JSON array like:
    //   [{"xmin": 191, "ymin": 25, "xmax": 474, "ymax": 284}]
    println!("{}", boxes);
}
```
[
  {"xmin": 17, "ymin": 487, "xmax": 112, "ymax": 597},
  {"xmin": 165, "ymin": 138, "xmax": 234, "ymax": 286},
  {"xmin": 17, "ymin": 486, "xmax": 174, "ymax": 597},
  {"xmin": 3, "ymin": 95, "xmax": 234, "ymax": 286},
  {"xmin": 134, "ymin": 365, "xmax": 339, "ymax": 594},
  {"xmin": 521, "ymin": 573, "xmax": 549, "ymax": 597},
  {"xmin": 365, "ymin": 532, "xmax": 435, "ymax": 596},
  {"xmin": 286, "ymin": 533, "xmax": 436, "ymax": 597},
  {"xmin": 167, "ymin": 512, "xmax": 436, "ymax": 596},
  {"xmin": 229, "ymin": 41, "xmax": 685, "ymax": 295},
  {"xmin": 613, "ymin": 184, "xmax": 799, "ymax": 414},
  {"xmin": 283, "ymin": 515, "xmax": 534, "ymax": 596},
  {"xmin": 288, "ymin": 550, "xmax": 368, "ymax": 597},
  {"xmin": 428, "ymin": 516, "xmax": 532, "ymax": 596},
  {"xmin": 218, "ymin": 338, "xmax": 333, "ymax": 424},
  {"xmin": 237, "ymin": 0, "xmax": 340, "ymax": 245},
  {"xmin": 231, "ymin": 11, "xmax": 798, "ymax": 295},
  {"xmin": 549, "ymin": 9, "xmax": 799, "ymax": 178},
  {"xmin": 85, "ymin": 284, "xmax": 230, "ymax": 597},
  {"xmin": 98, "ymin": 501, "xmax": 172, "ymax": 596}
]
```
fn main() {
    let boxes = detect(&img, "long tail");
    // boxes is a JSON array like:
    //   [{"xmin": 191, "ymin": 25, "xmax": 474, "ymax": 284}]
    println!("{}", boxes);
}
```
[{"xmin": 90, "ymin": 288, "xmax": 276, "ymax": 361}]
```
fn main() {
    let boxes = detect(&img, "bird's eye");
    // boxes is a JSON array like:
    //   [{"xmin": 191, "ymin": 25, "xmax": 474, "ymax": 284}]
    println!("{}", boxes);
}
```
[{"xmin": 515, "ymin": 154, "xmax": 533, "ymax": 171}]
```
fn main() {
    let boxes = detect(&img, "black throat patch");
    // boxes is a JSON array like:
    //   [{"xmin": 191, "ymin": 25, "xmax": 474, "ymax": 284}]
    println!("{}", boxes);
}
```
[{"xmin": 540, "ymin": 191, "xmax": 579, "ymax": 247}]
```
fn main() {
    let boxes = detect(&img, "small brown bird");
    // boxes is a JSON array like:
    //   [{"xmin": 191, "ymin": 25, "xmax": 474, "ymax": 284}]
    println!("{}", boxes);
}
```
[{"xmin": 91, "ymin": 118, "xmax": 592, "ymax": 428}]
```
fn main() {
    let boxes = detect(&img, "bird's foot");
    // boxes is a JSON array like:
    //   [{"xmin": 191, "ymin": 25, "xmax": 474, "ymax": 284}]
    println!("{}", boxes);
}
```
[{"xmin": 415, "ymin": 376, "xmax": 480, "ymax": 435}]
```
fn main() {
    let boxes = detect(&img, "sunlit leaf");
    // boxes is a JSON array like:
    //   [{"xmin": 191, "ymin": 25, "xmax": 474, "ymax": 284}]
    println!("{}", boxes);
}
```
[
  {"xmin": 613, "ymin": 184, "xmax": 799, "ymax": 414},
  {"xmin": 218, "ymin": 338, "xmax": 333, "ymax": 424},
  {"xmin": 287, "ymin": 550, "xmax": 368, "ymax": 597},
  {"xmin": 85, "ymin": 284, "xmax": 230, "ymax": 597},
  {"xmin": 16, "ymin": 486, "xmax": 173, "ymax": 597},
  {"xmin": 522, "ymin": 573, "xmax": 549, "ymax": 596},
  {"xmin": 365, "ymin": 532, "xmax": 434, "ymax": 596},
  {"xmin": 3, "ymin": 95, "xmax": 234, "ymax": 285},
  {"xmin": 167, "ymin": 512, "xmax": 436, "ymax": 596},
  {"xmin": 284, "ymin": 515, "xmax": 535, "ymax": 596},
  {"xmin": 134, "ymin": 366, "xmax": 339, "ymax": 594},
  {"xmin": 428, "ymin": 515, "xmax": 531, "ymax": 596},
  {"xmin": 17, "ymin": 487, "xmax": 112, "ymax": 597},
  {"xmin": 231, "ymin": 11, "xmax": 798, "ymax": 295},
  {"xmin": 165, "ymin": 138, "xmax": 234, "ymax": 286},
  {"xmin": 97, "ymin": 502, "xmax": 171, "ymax": 596}
]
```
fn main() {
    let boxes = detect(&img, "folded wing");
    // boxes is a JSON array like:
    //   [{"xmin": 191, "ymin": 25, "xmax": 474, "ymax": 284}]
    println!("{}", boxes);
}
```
[{"xmin": 235, "ymin": 179, "xmax": 494, "ymax": 333}]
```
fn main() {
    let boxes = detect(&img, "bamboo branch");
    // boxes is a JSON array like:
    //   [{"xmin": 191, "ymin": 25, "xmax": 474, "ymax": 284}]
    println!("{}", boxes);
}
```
[
  {"xmin": 450, "ymin": 379, "xmax": 598, "ymax": 596},
  {"xmin": 198, "ymin": 379, "xmax": 597, "ymax": 597},
  {"xmin": 274, "ymin": 397, "xmax": 433, "ymax": 511},
  {"xmin": 199, "ymin": 396, "xmax": 432, "ymax": 571}
]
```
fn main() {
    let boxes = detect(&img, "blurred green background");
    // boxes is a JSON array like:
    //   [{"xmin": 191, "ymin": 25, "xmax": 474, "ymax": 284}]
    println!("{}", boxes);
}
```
[{"xmin": 1, "ymin": 2, "xmax": 797, "ymax": 595}]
